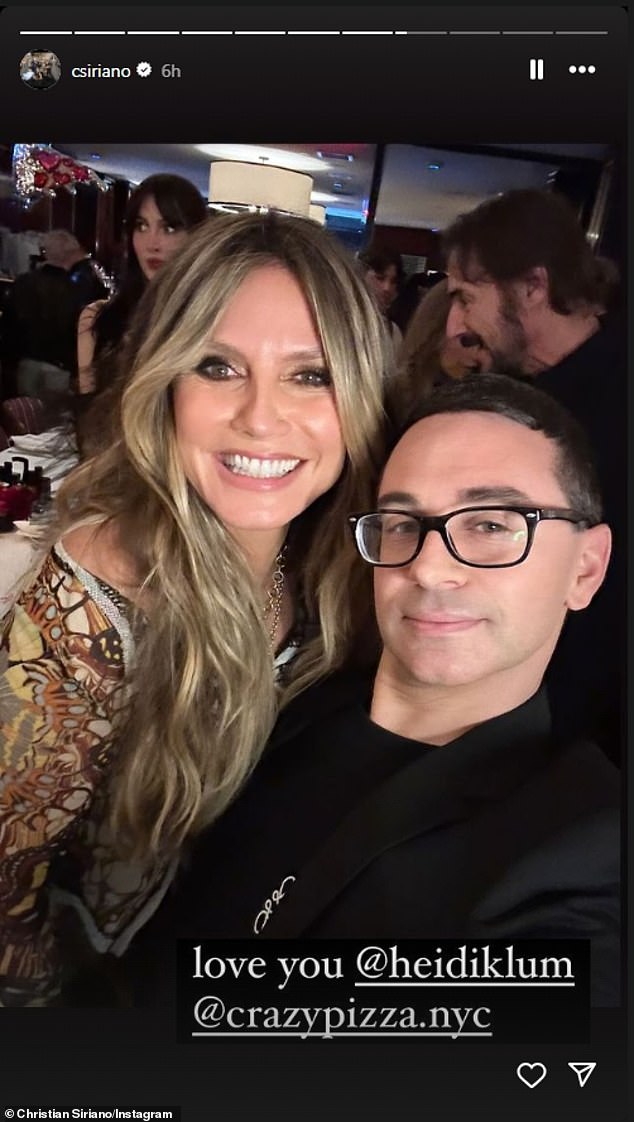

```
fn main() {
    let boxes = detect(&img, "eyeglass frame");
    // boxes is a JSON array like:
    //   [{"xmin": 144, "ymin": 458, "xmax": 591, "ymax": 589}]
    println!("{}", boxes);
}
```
[{"xmin": 347, "ymin": 505, "xmax": 592, "ymax": 570}]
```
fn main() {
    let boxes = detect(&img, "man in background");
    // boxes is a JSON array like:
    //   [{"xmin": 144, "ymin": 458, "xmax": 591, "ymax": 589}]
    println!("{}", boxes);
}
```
[
  {"xmin": 443, "ymin": 189, "xmax": 624, "ymax": 763},
  {"xmin": 62, "ymin": 232, "xmax": 109, "ymax": 310},
  {"xmin": 2, "ymin": 230, "xmax": 76, "ymax": 404},
  {"xmin": 1, "ymin": 230, "xmax": 106, "ymax": 408}
]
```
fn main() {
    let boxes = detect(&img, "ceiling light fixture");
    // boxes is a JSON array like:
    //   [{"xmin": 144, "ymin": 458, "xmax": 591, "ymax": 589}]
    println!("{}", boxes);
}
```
[
  {"xmin": 317, "ymin": 150, "xmax": 355, "ymax": 162},
  {"xmin": 208, "ymin": 161, "xmax": 323, "ymax": 223}
]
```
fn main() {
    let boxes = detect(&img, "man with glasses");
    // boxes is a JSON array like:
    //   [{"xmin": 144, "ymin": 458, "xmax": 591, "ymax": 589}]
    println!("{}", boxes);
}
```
[{"xmin": 130, "ymin": 375, "xmax": 619, "ymax": 1007}]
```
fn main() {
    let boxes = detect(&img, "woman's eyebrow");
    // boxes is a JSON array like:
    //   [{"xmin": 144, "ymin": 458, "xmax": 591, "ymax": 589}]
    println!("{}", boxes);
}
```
[
  {"xmin": 201, "ymin": 342, "xmax": 326, "ymax": 364},
  {"xmin": 279, "ymin": 347, "xmax": 327, "ymax": 363}
]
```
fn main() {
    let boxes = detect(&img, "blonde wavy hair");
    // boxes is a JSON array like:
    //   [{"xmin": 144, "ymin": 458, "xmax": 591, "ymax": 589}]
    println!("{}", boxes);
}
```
[{"xmin": 55, "ymin": 212, "xmax": 389, "ymax": 860}]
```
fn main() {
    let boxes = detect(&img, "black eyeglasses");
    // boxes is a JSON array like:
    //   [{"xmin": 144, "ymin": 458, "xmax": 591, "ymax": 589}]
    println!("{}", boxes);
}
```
[{"xmin": 348, "ymin": 506, "xmax": 591, "ymax": 569}]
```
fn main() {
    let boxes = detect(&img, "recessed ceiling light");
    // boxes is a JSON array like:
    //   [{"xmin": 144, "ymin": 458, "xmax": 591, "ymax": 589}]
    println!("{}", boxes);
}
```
[
  {"xmin": 317, "ymin": 150, "xmax": 354, "ymax": 162},
  {"xmin": 427, "ymin": 162, "xmax": 443, "ymax": 172}
]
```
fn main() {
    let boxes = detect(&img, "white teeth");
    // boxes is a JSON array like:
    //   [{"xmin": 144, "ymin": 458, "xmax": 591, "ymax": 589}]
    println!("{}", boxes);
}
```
[{"xmin": 221, "ymin": 454, "xmax": 300, "ymax": 479}]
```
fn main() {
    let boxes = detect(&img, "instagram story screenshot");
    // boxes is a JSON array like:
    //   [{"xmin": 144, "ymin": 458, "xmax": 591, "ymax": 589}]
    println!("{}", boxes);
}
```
[{"xmin": 0, "ymin": 5, "xmax": 629, "ymax": 1121}]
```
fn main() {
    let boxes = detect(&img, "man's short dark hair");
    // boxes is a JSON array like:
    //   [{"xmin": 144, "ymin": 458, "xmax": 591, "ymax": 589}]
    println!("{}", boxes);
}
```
[
  {"xmin": 443, "ymin": 189, "xmax": 617, "ymax": 315},
  {"xmin": 396, "ymin": 373, "xmax": 603, "ymax": 525},
  {"xmin": 360, "ymin": 247, "xmax": 404, "ymax": 283}
]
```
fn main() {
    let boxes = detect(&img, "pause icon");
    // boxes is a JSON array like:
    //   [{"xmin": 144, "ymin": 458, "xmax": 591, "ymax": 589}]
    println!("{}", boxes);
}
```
[{"xmin": 530, "ymin": 59, "xmax": 544, "ymax": 80}]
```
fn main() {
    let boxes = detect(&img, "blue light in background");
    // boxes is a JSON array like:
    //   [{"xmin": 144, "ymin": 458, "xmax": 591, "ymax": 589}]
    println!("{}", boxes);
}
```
[{"xmin": 325, "ymin": 207, "xmax": 366, "ymax": 222}]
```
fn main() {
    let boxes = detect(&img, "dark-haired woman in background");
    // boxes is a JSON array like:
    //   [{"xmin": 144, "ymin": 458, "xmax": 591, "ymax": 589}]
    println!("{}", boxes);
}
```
[{"xmin": 77, "ymin": 173, "xmax": 208, "ymax": 403}]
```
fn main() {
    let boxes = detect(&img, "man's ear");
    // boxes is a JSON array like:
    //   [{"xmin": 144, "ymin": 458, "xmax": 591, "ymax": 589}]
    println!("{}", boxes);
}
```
[
  {"xmin": 520, "ymin": 266, "xmax": 550, "ymax": 309},
  {"xmin": 566, "ymin": 523, "xmax": 612, "ymax": 611}
]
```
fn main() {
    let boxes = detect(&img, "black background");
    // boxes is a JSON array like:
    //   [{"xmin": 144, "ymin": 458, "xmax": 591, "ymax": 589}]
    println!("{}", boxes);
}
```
[{"xmin": 0, "ymin": 7, "xmax": 627, "ymax": 140}]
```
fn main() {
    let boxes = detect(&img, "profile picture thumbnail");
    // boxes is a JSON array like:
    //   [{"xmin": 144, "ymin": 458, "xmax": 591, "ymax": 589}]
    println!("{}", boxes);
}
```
[{"xmin": 20, "ymin": 49, "xmax": 62, "ymax": 91}]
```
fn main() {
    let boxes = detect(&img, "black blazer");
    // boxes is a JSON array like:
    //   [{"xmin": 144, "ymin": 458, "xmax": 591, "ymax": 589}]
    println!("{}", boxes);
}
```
[
  {"xmin": 258, "ymin": 683, "xmax": 620, "ymax": 1004},
  {"xmin": 117, "ymin": 680, "xmax": 619, "ymax": 1010}
]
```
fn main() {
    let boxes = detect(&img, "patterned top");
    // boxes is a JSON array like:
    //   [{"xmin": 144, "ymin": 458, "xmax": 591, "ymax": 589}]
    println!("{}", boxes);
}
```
[
  {"xmin": 0, "ymin": 544, "xmax": 140, "ymax": 1005},
  {"xmin": 0, "ymin": 543, "xmax": 301, "ymax": 1006}
]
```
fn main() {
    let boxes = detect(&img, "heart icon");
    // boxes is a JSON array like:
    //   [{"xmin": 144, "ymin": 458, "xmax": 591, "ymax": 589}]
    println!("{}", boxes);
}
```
[
  {"xmin": 36, "ymin": 149, "xmax": 60, "ymax": 172},
  {"xmin": 516, "ymin": 1062, "xmax": 547, "ymax": 1089}
]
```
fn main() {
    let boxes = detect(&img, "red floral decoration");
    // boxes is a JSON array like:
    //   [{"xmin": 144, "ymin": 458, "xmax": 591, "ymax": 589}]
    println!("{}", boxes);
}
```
[{"xmin": 13, "ymin": 143, "xmax": 109, "ymax": 200}]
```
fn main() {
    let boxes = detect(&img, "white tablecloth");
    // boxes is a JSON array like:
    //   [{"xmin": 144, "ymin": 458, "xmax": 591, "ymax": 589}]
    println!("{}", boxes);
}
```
[
  {"xmin": 6, "ymin": 422, "xmax": 79, "ymax": 494},
  {"xmin": 0, "ymin": 528, "xmax": 41, "ymax": 616}
]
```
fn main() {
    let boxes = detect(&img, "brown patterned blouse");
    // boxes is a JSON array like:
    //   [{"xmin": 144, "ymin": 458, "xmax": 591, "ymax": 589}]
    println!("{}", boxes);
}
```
[
  {"xmin": 0, "ymin": 541, "xmax": 303, "ymax": 1006},
  {"xmin": 0, "ymin": 543, "xmax": 173, "ymax": 1007}
]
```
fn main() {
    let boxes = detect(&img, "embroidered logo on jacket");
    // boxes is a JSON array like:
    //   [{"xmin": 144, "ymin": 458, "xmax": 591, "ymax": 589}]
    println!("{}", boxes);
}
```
[{"xmin": 253, "ymin": 875, "xmax": 296, "ymax": 934}]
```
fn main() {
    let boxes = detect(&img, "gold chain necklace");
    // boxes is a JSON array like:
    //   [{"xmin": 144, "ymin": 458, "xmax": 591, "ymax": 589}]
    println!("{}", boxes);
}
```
[{"xmin": 263, "ymin": 546, "xmax": 287, "ymax": 645}]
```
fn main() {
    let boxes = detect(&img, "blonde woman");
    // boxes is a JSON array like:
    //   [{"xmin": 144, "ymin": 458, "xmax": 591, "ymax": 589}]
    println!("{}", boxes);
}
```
[{"xmin": 0, "ymin": 212, "xmax": 389, "ymax": 1006}]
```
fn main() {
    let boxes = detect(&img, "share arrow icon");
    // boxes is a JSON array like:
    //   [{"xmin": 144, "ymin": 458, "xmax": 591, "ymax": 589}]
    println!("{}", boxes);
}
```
[{"xmin": 568, "ymin": 1062, "xmax": 597, "ymax": 1087}]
